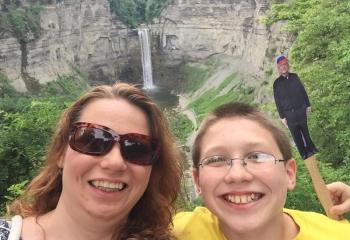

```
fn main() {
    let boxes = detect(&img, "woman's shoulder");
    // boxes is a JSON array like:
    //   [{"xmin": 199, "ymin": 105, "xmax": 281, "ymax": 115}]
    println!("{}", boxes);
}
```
[{"xmin": 0, "ymin": 215, "xmax": 23, "ymax": 240}]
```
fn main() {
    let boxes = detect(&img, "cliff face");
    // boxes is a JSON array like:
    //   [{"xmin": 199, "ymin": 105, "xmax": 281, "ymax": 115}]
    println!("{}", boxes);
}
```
[
  {"xmin": 0, "ymin": 0, "xmax": 139, "ymax": 91},
  {"xmin": 0, "ymin": 0, "xmax": 291, "ymax": 91},
  {"xmin": 152, "ymin": 0, "xmax": 290, "ymax": 73}
]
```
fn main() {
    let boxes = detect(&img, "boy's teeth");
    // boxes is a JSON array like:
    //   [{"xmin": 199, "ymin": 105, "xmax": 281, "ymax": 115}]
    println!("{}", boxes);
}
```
[
  {"xmin": 226, "ymin": 193, "xmax": 262, "ymax": 204},
  {"xmin": 235, "ymin": 195, "xmax": 240, "ymax": 203},
  {"xmin": 90, "ymin": 180, "xmax": 125, "ymax": 192}
]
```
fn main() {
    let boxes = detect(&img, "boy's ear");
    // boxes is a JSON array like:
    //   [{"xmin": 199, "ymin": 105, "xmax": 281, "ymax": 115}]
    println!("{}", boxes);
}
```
[
  {"xmin": 286, "ymin": 158, "xmax": 297, "ymax": 191},
  {"xmin": 192, "ymin": 169, "xmax": 202, "ymax": 195}
]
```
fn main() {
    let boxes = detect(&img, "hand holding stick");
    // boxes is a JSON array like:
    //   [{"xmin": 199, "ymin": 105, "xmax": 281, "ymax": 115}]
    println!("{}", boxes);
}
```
[{"xmin": 327, "ymin": 182, "xmax": 350, "ymax": 217}]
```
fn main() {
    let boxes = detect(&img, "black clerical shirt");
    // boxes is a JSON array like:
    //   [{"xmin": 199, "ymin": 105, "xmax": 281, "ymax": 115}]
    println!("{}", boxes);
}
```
[{"xmin": 273, "ymin": 73, "xmax": 310, "ymax": 119}]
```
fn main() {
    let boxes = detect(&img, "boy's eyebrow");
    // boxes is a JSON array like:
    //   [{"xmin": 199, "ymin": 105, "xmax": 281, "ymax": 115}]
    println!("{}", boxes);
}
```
[
  {"xmin": 244, "ymin": 141, "xmax": 270, "ymax": 149},
  {"xmin": 203, "ymin": 141, "xmax": 271, "ymax": 155}
]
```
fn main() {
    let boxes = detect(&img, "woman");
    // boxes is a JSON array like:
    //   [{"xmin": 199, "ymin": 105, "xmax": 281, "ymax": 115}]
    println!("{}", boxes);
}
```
[
  {"xmin": 1, "ymin": 83, "xmax": 181, "ymax": 239},
  {"xmin": 174, "ymin": 102, "xmax": 350, "ymax": 240}
]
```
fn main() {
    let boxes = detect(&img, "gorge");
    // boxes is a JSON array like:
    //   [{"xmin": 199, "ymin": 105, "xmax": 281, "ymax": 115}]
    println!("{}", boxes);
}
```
[
  {"xmin": 2, "ymin": 0, "xmax": 350, "ymax": 215},
  {"xmin": 0, "ymin": 0, "xmax": 291, "ymax": 94}
]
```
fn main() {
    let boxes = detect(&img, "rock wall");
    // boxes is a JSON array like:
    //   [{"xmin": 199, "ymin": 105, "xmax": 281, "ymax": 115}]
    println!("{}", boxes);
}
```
[
  {"xmin": 0, "ymin": 0, "xmax": 140, "ymax": 91},
  {"xmin": 152, "ymin": 0, "xmax": 291, "ymax": 74},
  {"xmin": 0, "ymin": 0, "xmax": 292, "ymax": 91}
]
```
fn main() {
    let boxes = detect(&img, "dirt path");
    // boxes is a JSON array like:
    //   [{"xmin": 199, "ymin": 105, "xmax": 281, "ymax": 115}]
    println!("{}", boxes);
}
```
[
  {"xmin": 176, "ymin": 55, "xmax": 264, "ymax": 201},
  {"xmin": 178, "ymin": 57, "xmax": 244, "ymax": 147},
  {"xmin": 178, "ymin": 95, "xmax": 198, "ymax": 146},
  {"xmin": 177, "ymin": 57, "xmax": 245, "ymax": 201}
]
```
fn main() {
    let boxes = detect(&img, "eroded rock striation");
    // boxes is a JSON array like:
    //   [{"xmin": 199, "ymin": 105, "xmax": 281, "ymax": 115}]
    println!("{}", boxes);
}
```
[{"xmin": 0, "ymin": 0, "xmax": 290, "ymax": 91}]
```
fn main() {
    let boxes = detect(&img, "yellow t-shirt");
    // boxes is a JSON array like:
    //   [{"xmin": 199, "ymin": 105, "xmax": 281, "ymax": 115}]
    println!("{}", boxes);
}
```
[
  {"xmin": 173, "ymin": 207, "xmax": 350, "ymax": 240},
  {"xmin": 173, "ymin": 207, "xmax": 227, "ymax": 240},
  {"xmin": 284, "ymin": 208, "xmax": 350, "ymax": 239}
]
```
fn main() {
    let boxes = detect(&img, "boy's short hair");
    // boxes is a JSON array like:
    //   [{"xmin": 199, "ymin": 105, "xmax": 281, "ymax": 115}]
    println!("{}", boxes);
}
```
[{"xmin": 192, "ymin": 102, "xmax": 292, "ymax": 168}]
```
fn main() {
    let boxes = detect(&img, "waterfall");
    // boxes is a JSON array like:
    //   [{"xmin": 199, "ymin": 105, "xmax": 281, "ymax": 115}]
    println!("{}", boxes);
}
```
[{"xmin": 138, "ymin": 28, "xmax": 154, "ymax": 89}]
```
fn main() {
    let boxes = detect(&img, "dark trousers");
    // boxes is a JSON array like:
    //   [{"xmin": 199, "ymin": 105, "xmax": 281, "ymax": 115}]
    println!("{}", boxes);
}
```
[{"xmin": 288, "ymin": 121, "xmax": 317, "ymax": 159}]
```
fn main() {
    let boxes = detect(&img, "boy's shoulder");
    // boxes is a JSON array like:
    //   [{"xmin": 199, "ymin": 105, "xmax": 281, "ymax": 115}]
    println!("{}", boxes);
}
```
[
  {"xmin": 284, "ymin": 208, "xmax": 350, "ymax": 240},
  {"xmin": 173, "ymin": 207, "xmax": 226, "ymax": 240}
]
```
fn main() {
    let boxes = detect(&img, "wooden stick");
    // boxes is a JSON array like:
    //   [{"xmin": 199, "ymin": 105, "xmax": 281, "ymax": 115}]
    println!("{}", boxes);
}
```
[{"xmin": 304, "ymin": 155, "xmax": 340, "ymax": 220}]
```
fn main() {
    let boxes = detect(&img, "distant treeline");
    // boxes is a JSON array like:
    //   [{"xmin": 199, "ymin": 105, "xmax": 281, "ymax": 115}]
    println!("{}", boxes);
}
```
[
  {"xmin": 0, "ymin": 73, "xmax": 89, "ymax": 213},
  {"xmin": 108, "ymin": 0, "xmax": 173, "ymax": 28}
]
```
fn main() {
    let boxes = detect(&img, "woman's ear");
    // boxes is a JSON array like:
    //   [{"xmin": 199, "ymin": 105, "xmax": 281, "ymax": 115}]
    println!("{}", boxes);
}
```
[
  {"xmin": 57, "ymin": 158, "xmax": 64, "ymax": 168},
  {"xmin": 192, "ymin": 169, "xmax": 202, "ymax": 195},
  {"xmin": 286, "ymin": 158, "xmax": 297, "ymax": 191}
]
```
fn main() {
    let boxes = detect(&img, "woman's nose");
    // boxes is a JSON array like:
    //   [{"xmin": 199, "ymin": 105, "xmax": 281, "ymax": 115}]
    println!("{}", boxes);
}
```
[{"xmin": 99, "ymin": 144, "xmax": 127, "ymax": 172}]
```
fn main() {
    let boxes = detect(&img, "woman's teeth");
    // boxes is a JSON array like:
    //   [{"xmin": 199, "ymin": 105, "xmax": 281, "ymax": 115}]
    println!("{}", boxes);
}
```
[
  {"xmin": 90, "ymin": 180, "xmax": 126, "ymax": 192},
  {"xmin": 225, "ymin": 193, "xmax": 263, "ymax": 204}
]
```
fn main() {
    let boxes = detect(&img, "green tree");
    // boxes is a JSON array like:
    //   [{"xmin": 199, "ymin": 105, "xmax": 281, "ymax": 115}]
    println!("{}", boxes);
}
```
[
  {"xmin": 145, "ymin": 0, "xmax": 173, "ymax": 22},
  {"xmin": 108, "ymin": 0, "xmax": 172, "ymax": 28},
  {"xmin": 109, "ymin": 0, "xmax": 145, "ymax": 28},
  {"xmin": 0, "ymin": 75, "xmax": 89, "ymax": 212},
  {"xmin": 0, "ymin": 73, "xmax": 18, "ymax": 98},
  {"xmin": 0, "ymin": 97, "xmax": 63, "ymax": 209},
  {"xmin": 0, "ymin": 5, "xmax": 42, "ymax": 42}
]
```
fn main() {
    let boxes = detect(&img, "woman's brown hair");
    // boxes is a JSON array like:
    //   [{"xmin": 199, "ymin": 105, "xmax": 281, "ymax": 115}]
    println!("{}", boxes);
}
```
[
  {"xmin": 192, "ymin": 102, "xmax": 293, "ymax": 169},
  {"xmin": 10, "ymin": 82, "xmax": 182, "ymax": 239}
]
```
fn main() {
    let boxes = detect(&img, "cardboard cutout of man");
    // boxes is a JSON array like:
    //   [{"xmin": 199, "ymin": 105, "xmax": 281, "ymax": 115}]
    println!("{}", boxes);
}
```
[{"xmin": 273, "ymin": 55, "xmax": 317, "ymax": 159}]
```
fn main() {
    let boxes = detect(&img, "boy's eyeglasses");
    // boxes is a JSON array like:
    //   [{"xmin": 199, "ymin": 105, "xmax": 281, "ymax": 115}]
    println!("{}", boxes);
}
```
[
  {"xmin": 198, "ymin": 152, "xmax": 285, "ymax": 172},
  {"xmin": 69, "ymin": 122, "xmax": 158, "ymax": 166}
]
